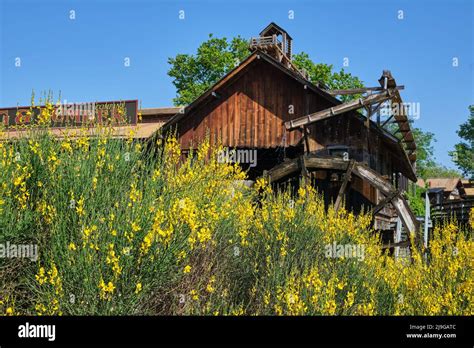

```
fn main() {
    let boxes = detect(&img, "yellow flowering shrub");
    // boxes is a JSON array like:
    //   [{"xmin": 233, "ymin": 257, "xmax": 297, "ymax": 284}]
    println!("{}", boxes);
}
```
[{"xmin": 0, "ymin": 105, "xmax": 472, "ymax": 315}]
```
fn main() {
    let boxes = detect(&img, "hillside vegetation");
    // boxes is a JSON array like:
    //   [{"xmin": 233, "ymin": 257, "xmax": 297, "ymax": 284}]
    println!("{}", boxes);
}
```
[{"xmin": 0, "ymin": 115, "xmax": 472, "ymax": 316}]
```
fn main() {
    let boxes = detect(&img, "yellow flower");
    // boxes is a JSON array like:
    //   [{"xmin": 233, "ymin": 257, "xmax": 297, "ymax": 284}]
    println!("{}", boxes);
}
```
[
  {"xmin": 68, "ymin": 242, "xmax": 77, "ymax": 251},
  {"xmin": 206, "ymin": 281, "xmax": 216, "ymax": 294},
  {"xmin": 6, "ymin": 307, "xmax": 13, "ymax": 315},
  {"xmin": 82, "ymin": 225, "xmax": 97, "ymax": 241},
  {"xmin": 61, "ymin": 141, "xmax": 73, "ymax": 153},
  {"xmin": 99, "ymin": 279, "xmax": 116, "ymax": 300},
  {"xmin": 135, "ymin": 283, "xmax": 142, "ymax": 294},
  {"xmin": 13, "ymin": 176, "xmax": 22, "ymax": 187},
  {"xmin": 76, "ymin": 196, "xmax": 85, "ymax": 216},
  {"xmin": 325, "ymin": 299, "xmax": 337, "ymax": 315},
  {"xmin": 139, "ymin": 232, "xmax": 153, "ymax": 256},
  {"xmin": 131, "ymin": 221, "xmax": 141, "ymax": 232},
  {"xmin": 197, "ymin": 227, "xmax": 212, "ymax": 243},
  {"xmin": 344, "ymin": 291, "xmax": 355, "ymax": 309},
  {"xmin": 177, "ymin": 250, "xmax": 187, "ymax": 261},
  {"xmin": 128, "ymin": 183, "xmax": 142, "ymax": 206},
  {"xmin": 35, "ymin": 267, "xmax": 47, "ymax": 285},
  {"xmin": 106, "ymin": 244, "xmax": 122, "ymax": 277},
  {"xmin": 183, "ymin": 265, "xmax": 192, "ymax": 274},
  {"xmin": 190, "ymin": 289, "xmax": 199, "ymax": 301}
]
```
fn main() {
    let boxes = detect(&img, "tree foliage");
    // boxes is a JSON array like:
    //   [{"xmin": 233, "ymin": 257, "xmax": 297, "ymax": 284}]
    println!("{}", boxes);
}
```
[
  {"xmin": 392, "ymin": 127, "xmax": 459, "ymax": 179},
  {"xmin": 406, "ymin": 186, "xmax": 426, "ymax": 216},
  {"xmin": 167, "ymin": 34, "xmax": 250, "ymax": 106},
  {"xmin": 421, "ymin": 165, "xmax": 460, "ymax": 179},
  {"xmin": 450, "ymin": 105, "xmax": 474, "ymax": 179},
  {"xmin": 411, "ymin": 128, "xmax": 436, "ymax": 178}
]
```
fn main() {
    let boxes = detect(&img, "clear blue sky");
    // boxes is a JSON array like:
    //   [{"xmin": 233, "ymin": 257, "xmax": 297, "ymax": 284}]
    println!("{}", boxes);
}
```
[{"xmin": 0, "ymin": 0, "xmax": 472, "ymax": 168}]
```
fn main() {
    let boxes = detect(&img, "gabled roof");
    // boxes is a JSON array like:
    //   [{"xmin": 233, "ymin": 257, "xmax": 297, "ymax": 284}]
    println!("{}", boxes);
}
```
[
  {"xmin": 141, "ymin": 107, "xmax": 181, "ymax": 117},
  {"xmin": 259, "ymin": 22, "xmax": 293, "ymax": 40},
  {"xmin": 424, "ymin": 178, "xmax": 464, "ymax": 193},
  {"xmin": 163, "ymin": 50, "xmax": 344, "ymax": 129},
  {"xmin": 161, "ymin": 49, "xmax": 417, "ymax": 180}
]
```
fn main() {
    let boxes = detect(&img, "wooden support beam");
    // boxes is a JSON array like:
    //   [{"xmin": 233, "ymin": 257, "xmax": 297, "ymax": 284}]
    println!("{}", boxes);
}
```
[
  {"xmin": 327, "ymin": 85, "xmax": 404, "ymax": 96},
  {"xmin": 299, "ymin": 155, "xmax": 310, "ymax": 184},
  {"xmin": 391, "ymin": 195, "xmax": 420, "ymax": 239},
  {"xmin": 285, "ymin": 89, "xmax": 394, "ymax": 130},
  {"xmin": 352, "ymin": 163, "xmax": 419, "ymax": 237},
  {"xmin": 371, "ymin": 101, "xmax": 386, "ymax": 117},
  {"xmin": 266, "ymin": 157, "xmax": 300, "ymax": 183},
  {"xmin": 304, "ymin": 156, "xmax": 348, "ymax": 171},
  {"xmin": 334, "ymin": 160, "xmax": 355, "ymax": 212},
  {"xmin": 382, "ymin": 240, "xmax": 411, "ymax": 250},
  {"xmin": 371, "ymin": 190, "xmax": 399, "ymax": 215},
  {"xmin": 267, "ymin": 156, "xmax": 350, "ymax": 183},
  {"xmin": 352, "ymin": 164, "xmax": 394, "ymax": 194},
  {"xmin": 365, "ymin": 105, "xmax": 371, "ymax": 128},
  {"xmin": 302, "ymin": 126, "xmax": 310, "ymax": 153},
  {"xmin": 378, "ymin": 71, "xmax": 417, "ymax": 161},
  {"xmin": 381, "ymin": 114, "xmax": 394, "ymax": 128}
]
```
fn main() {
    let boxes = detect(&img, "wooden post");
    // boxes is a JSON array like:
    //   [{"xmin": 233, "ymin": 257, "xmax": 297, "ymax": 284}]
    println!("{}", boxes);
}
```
[
  {"xmin": 302, "ymin": 126, "xmax": 310, "ymax": 153},
  {"xmin": 299, "ymin": 155, "xmax": 310, "ymax": 186},
  {"xmin": 394, "ymin": 217, "xmax": 402, "ymax": 258},
  {"xmin": 334, "ymin": 160, "xmax": 355, "ymax": 212}
]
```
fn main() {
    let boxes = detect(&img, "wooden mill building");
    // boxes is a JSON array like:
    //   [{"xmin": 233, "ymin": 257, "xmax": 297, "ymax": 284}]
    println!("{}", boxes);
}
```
[{"xmin": 161, "ymin": 23, "xmax": 420, "ymax": 247}]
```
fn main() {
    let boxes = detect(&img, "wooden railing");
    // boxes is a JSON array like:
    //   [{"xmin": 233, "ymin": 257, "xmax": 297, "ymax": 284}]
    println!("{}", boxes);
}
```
[{"xmin": 249, "ymin": 35, "xmax": 279, "ymax": 48}]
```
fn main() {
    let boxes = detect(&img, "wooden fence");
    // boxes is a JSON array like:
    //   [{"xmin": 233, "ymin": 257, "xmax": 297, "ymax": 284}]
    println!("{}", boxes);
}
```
[{"xmin": 431, "ymin": 198, "xmax": 474, "ymax": 225}]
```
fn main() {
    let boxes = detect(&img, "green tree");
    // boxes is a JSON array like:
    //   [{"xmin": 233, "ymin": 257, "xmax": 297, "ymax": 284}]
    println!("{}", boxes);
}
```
[
  {"xmin": 167, "ymin": 34, "xmax": 249, "ymax": 106},
  {"xmin": 411, "ymin": 128, "xmax": 436, "ymax": 178},
  {"xmin": 388, "ymin": 127, "xmax": 459, "ymax": 179},
  {"xmin": 450, "ymin": 105, "xmax": 474, "ymax": 179},
  {"xmin": 421, "ymin": 165, "xmax": 460, "ymax": 179},
  {"xmin": 406, "ymin": 186, "xmax": 426, "ymax": 216}
]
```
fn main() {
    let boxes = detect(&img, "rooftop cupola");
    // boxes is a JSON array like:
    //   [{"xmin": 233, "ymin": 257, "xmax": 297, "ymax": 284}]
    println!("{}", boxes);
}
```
[
  {"xmin": 250, "ymin": 22, "xmax": 293, "ymax": 63},
  {"xmin": 250, "ymin": 23, "xmax": 309, "ymax": 79}
]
